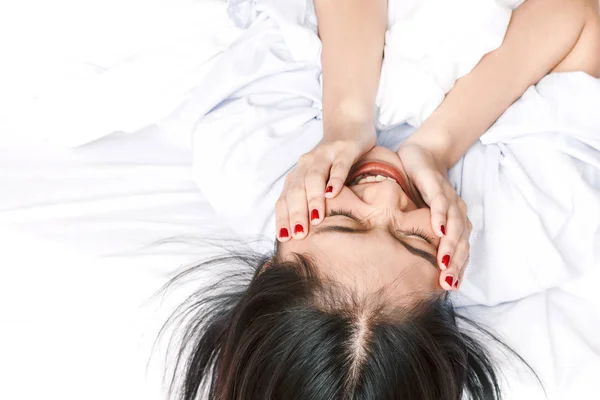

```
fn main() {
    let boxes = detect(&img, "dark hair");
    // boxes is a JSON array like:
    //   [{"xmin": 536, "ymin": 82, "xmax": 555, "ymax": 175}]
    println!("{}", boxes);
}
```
[{"xmin": 159, "ymin": 242, "xmax": 541, "ymax": 400}]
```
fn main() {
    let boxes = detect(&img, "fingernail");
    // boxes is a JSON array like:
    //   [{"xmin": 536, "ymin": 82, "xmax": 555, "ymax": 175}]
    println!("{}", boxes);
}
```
[
  {"xmin": 453, "ymin": 279, "xmax": 459, "ymax": 289},
  {"xmin": 325, "ymin": 186, "xmax": 333, "ymax": 194},
  {"xmin": 440, "ymin": 225, "xmax": 446, "ymax": 235},
  {"xmin": 311, "ymin": 209, "xmax": 320, "ymax": 221},
  {"xmin": 294, "ymin": 224, "xmax": 304, "ymax": 235},
  {"xmin": 445, "ymin": 275, "xmax": 454, "ymax": 288},
  {"xmin": 441, "ymin": 254, "xmax": 450, "ymax": 269},
  {"xmin": 279, "ymin": 228, "xmax": 289, "ymax": 238}
]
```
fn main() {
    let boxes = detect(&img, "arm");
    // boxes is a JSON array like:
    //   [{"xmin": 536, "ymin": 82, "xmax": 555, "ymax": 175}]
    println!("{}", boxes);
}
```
[
  {"xmin": 275, "ymin": 0, "xmax": 388, "ymax": 240},
  {"xmin": 315, "ymin": 0, "xmax": 387, "ymax": 134},
  {"xmin": 403, "ymin": 0, "xmax": 593, "ymax": 169}
]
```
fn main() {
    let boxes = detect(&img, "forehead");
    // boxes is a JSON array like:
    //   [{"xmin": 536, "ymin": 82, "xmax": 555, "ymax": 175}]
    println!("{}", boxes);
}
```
[{"xmin": 280, "ymin": 230, "xmax": 441, "ymax": 297}]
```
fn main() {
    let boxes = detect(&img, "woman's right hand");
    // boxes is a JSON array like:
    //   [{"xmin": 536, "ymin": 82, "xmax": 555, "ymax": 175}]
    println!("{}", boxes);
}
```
[
  {"xmin": 397, "ymin": 139, "xmax": 472, "ymax": 291},
  {"xmin": 276, "ymin": 126, "xmax": 376, "ymax": 242}
]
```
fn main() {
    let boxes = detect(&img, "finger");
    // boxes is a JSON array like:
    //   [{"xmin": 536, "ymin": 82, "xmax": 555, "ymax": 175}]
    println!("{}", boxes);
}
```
[
  {"xmin": 428, "ymin": 190, "xmax": 449, "ymax": 238},
  {"xmin": 305, "ymin": 164, "xmax": 328, "ymax": 226},
  {"xmin": 466, "ymin": 216, "xmax": 473, "ymax": 235},
  {"xmin": 437, "ymin": 201, "xmax": 465, "ymax": 271},
  {"xmin": 446, "ymin": 239, "xmax": 470, "ymax": 291},
  {"xmin": 325, "ymin": 159, "xmax": 352, "ymax": 199},
  {"xmin": 440, "ymin": 270, "xmax": 457, "ymax": 291},
  {"xmin": 453, "ymin": 218, "xmax": 472, "ymax": 290},
  {"xmin": 457, "ymin": 197, "xmax": 467, "ymax": 215},
  {"xmin": 275, "ymin": 196, "xmax": 292, "ymax": 242},
  {"xmin": 408, "ymin": 170, "xmax": 448, "ymax": 237},
  {"xmin": 286, "ymin": 184, "xmax": 309, "ymax": 239},
  {"xmin": 410, "ymin": 169, "xmax": 442, "ymax": 205},
  {"xmin": 457, "ymin": 255, "xmax": 470, "ymax": 285}
]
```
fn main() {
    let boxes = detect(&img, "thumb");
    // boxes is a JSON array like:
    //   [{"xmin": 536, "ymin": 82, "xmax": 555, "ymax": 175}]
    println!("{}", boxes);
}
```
[
  {"xmin": 325, "ymin": 159, "xmax": 353, "ymax": 198},
  {"xmin": 413, "ymin": 172, "xmax": 448, "ymax": 238}
]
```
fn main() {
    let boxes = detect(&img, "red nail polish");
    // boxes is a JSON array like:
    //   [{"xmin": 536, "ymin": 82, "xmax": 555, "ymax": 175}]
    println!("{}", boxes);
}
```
[
  {"xmin": 325, "ymin": 186, "xmax": 333, "ymax": 194},
  {"xmin": 440, "ymin": 225, "xmax": 446, "ymax": 235},
  {"xmin": 311, "ymin": 209, "xmax": 320, "ymax": 221},
  {"xmin": 445, "ymin": 275, "xmax": 454, "ymax": 287},
  {"xmin": 442, "ymin": 254, "xmax": 450, "ymax": 268},
  {"xmin": 454, "ymin": 279, "xmax": 459, "ymax": 289},
  {"xmin": 279, "ymin": 228, "xmax": 289, "ymax": 238},
  {"xmin": 294, "ymin": 224, "xmax": 304, "ymax": 234}
]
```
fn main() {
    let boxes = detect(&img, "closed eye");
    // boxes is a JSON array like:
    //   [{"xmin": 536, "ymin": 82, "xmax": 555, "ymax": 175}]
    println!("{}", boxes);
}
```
[
  {"xmin": 317, "ymin": 209, "xmax": 438, "ymax": 268},
  {"xmin": 326, "ymin": 209, "xmax": 366, "ymax": 225},
  {"xmin": 327, "ymin": 209, "xmax": 434, "ymax": 245},
  {"xmin": 400, "ymin": 228, "xmax": 435, "ymax": 245}
]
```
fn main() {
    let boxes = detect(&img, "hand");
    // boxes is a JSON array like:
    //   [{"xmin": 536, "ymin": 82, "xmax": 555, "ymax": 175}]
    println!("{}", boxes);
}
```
[
  {"xmin": 397, "ymin": 140, "xmax": 472, "ymax": 291},
  {"xmin": 276, "ymin": 126, "xmax": 376, "ymax": 242}
]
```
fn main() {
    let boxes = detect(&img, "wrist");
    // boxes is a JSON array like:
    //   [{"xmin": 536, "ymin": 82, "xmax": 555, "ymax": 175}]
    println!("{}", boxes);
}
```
[
  {"xmin": 323, "ymin": 117, "xmax": 376, "ymax": 147},
  {"xmin": 401, "ymin": 126, "xmax": 454, "ymax": 170},
  {"xmin": 323, "ymin": 96, "xmax": 376, "ymax": 131}
]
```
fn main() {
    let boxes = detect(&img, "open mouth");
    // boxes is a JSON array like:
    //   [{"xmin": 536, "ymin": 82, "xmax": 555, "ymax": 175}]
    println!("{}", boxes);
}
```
[{"xmin": 346, "ymin": 161, "xmax": 415, "ymax": 203}]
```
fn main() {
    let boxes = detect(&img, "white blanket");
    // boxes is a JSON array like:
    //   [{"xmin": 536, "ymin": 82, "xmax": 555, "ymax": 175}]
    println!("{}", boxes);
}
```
[
  {"xmin": 0, "ymin": 0, "xmax": 239, "ymax": 149},
  {"xmin": 2, "ymin": 0, "xmax": 599, "ymax": 399},
  {"xmin": 0, "ymin": 126, "xmax": 231, "ymax": 400}
]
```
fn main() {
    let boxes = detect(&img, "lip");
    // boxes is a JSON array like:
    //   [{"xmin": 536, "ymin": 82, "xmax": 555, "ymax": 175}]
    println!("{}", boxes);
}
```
[{"xmin": 346, "ymin": 161, "xmax": 415, "ymax": 203}]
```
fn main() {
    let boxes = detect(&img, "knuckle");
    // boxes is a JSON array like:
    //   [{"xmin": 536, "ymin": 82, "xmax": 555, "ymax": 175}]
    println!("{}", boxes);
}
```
[
  {"xmin": 438, "ymin": 174, "xmax": 450, "ymax": 187},
  {"xmin": 306, "ymin": 194, "xmax": 323, "ymax": 206},
  {"xmin": 284, "ymin": 171, "xmax": 297, "ymax": 187},
  {"xmin": 286, "ymin": 186, "xmax": 305, "ymax": 198},
  {"xmin": 451, "ymin": 211, "xmax": 464, "ymax": 224},
  {"xmin": 456, "ymin": 240, "xmax": 470, "ymax": 254},
  {"xmin": 297, "ymin": 153, "xmax": 312, "ymax": 166},
  {"xmin": 288, "ymin": 210, "xmax": 307, "ymax": 223},
  {"xmin": 432, "ymin": 192, "xmax": 448, "ymax": 206},
  {"xmin": 275, "ymin": 197, "xmax": 286, "ymax": 209},
  {"xmin": 463, "ymin": 256, "xmax": 471, "ymax": 269},
  {"xmin": 327, "ymin": 176, "xmax": 343, "ymax": 185},
  {"xmin": 305, "ymin": 169, "xmax": 324, "ymax": 183},
  {"xmin": 444, "ymin": 237, "xmax": 459, "ymax": 250},
  {"xmin": 442, "ymin": 177, "xmax": 455, "ymax": 189},
  {"xmin": 449, "ymin": 203, "xmax": 463, "ymax": 219},
  {"xmin": 329, "ymin": 140, "xmax": 348, "ymax": 152},
  {"xmin": 330, "ymin": 161, "xmax": 349, "ymax": 175}
]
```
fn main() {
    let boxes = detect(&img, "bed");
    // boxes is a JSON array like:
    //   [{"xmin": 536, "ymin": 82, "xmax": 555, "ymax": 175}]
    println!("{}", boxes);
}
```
[{"xmin": 0, "ymin": 1, "xmax": 598, "ymax": 399}]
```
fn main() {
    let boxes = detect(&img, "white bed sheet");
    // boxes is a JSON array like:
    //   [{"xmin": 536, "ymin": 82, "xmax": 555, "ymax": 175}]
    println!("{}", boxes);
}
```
[
  {"xmin": 0, "ymin": 126, "xmax": 235, "ymax": 400},
  {"xmin": 0, "ymin": 1, "xmax": 598, "ymax": 399},
  {"xmin": 0, "ymin": 0, "xmax": 239, "ymax": 149}
]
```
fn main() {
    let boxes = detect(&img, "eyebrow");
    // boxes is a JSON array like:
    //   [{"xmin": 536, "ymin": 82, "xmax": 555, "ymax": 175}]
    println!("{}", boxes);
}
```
[{"xmin": 313, "ymin": 224, "xmax": 439, "ymax": 269}]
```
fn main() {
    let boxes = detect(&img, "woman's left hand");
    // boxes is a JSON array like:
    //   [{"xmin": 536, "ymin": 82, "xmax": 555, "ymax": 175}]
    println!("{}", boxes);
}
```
[
  {"xmin": 275, "ymin": 124, "xmax": 377, "ymax": 242},
  {"xmin": 397, "ymin": 140, "xmax": 472, "ymax": 291}
]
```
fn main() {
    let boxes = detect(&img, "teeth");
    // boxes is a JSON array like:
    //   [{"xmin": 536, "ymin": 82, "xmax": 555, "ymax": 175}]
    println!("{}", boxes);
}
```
[
  {"xmin": 363, "ymin": 176, "xmax": 378, "ymax": 183},
  {"xmin": 350, "ymin": 174, "xmax": 364, "ymax": 185},
  {"xmin": 350, "ymin": 173, "xmax": 398, "ymax": 186}
]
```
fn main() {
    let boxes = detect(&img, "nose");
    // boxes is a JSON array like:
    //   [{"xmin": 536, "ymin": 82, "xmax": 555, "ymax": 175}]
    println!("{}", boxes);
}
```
[{"xmin": 349, "ymin": 181, "xmax": 416, "ymax": 222}]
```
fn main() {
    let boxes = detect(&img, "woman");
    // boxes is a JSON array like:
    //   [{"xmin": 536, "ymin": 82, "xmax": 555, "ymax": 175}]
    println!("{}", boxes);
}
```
[{"xmin": 164, "ymin": 0, "xmax": 600, "ymax": 399}]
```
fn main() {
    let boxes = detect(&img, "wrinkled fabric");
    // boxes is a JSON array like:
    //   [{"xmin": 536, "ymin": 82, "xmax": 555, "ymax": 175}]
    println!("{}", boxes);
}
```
[{"xmin": 175, "ymin": 0, "xmax": 600, "ymax": 308}]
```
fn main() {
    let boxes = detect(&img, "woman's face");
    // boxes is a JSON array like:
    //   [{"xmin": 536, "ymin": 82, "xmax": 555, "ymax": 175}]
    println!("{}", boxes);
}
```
[{"xmin": 279, "ymin": 146, "xmax": 444, "ymax": 301}]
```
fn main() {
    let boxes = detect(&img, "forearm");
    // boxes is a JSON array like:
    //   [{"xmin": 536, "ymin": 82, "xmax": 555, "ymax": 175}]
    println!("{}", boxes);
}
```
[
  {"xmin": 315, "ymin": 0, "xmax": 387, "ymax": 135},
  {"xmin": 405, "ymin": 0, "xmax": 589, "ymax": 168}
]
